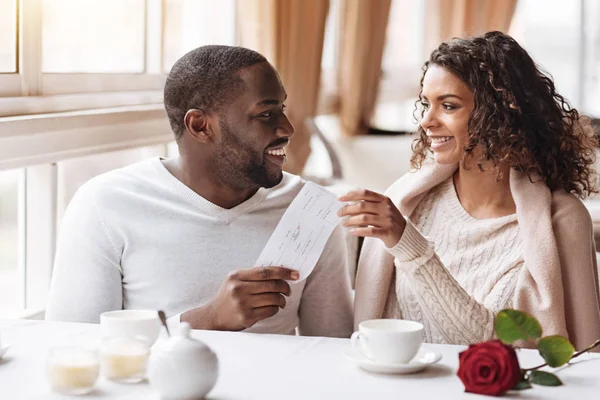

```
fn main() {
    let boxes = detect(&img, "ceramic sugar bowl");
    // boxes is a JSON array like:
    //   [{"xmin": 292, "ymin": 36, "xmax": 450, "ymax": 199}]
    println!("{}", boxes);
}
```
[{"xmin": 148, "ymin": 322, "xmax": 219, "ymax": 399}]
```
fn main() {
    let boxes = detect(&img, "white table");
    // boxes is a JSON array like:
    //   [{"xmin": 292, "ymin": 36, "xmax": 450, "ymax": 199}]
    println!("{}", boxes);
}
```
[{"xmin": 1, "ymin": 319, "xmax": 599, "ymax": 399}]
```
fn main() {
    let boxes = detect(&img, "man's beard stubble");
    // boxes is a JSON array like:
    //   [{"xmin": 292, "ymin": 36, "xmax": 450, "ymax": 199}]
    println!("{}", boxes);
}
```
[{"xmin": 213, "ymin": 122, "xmax": 283, "ymax": 190}]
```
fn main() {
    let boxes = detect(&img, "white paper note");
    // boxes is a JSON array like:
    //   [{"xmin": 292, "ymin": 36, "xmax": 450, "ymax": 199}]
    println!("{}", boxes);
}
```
[{"xmin": 255, "ymin": 181, "xmax": 344, "ymax": 281}]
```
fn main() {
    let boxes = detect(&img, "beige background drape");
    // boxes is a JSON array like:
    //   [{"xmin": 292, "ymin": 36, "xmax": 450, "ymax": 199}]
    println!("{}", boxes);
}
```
[
  {"xmin": 337, "ymin": 0, "xmax": 392, "ymax": 137},
  {"xmin": 425, "ymin": 0, "xmax": 518, "ymax": 52},
  {"xmin": 236, "ymin": 0, "xmax": 330, "ymax": 175}
]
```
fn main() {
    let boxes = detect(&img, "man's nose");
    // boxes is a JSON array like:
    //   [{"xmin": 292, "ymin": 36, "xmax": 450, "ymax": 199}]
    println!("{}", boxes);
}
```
[{"xmin": 277, "ymin": 112, "xmax": 295, "ymax": 138}]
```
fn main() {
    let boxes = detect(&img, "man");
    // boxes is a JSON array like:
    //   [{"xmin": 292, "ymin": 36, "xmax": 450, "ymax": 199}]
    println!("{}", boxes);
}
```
[{"xmin": 45, "ymin": 45, "xmax": 353, "ymax": 337}]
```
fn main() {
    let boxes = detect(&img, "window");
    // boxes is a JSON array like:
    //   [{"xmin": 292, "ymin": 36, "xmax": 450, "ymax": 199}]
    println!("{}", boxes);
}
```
[
  {"xmin": 509, "ymin": 0, "xmax": 600, "ymax": 117},
  {"xmin": 42, "ymin": 0, "xmax": 146, "ymax": 73},
  {"xmin": 583, "ymin": 0, "xmax": 600, "ymax": 116},
  {"xmin": 162, "ymin": 0, "xmax": 236, "ymax": 72},
  {"xmin": 510, "ymin": 0, "xmax": 582, "ymax": 109},
  {"xmin": 0, "ymin": 0, "xmax": 19, "ymax": 96},
  {"xmin": 41, "ymin": 0, "xmax": 163, "ymax": 95},
  {"xmin": 0, "ymin": 0, "xmax": 17, "ymax": 73},
  {"xmin": 318, "ymin": 0, "xmax": 340, "ymax": 113},
  {"xmin": 0, "ymin": 0, "xmax": 237, "ymax": 106},
  {"xmin": 321, "ymin": 0, "xmax": 340, "ymax": 72},
  {"xmin": 372, "ymin": 0, "xmax": 426, "ymax": 131},
  {"xmin": 378, "ymin": 0, "xmax": 426, "ymax": 105},
  {"xmin": 381, "ymin": 0, "xmax": 426, "ymax": 81},
  {"xmin": 0, "ymin": 169, "xmax": 24, "ymax": 318}
]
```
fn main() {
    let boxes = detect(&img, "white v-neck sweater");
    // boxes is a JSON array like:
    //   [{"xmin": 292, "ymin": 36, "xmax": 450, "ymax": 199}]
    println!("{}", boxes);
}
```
[
  {"xmin": 46, "ymin": 158, "xmax": 353, "ymax": 338},
  {"xmin": 385, "ymin": 178, "xmax": 523, "ymax": 344}
]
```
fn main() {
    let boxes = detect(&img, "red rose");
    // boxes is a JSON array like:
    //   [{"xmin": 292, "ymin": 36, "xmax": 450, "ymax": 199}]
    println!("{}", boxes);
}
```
[{"xmin": 457, "ymin": 340, "xmax": 521, "ymax": 396}]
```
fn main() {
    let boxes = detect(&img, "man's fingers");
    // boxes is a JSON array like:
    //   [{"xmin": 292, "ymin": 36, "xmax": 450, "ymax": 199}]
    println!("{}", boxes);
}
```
[
  {"xmin": 251, "ymin": 306, "xmax": 281, "ymax": 322},
  {"xmin": 249, "ymin": 279, "xmax": 292, "ymax": 296},
  {"xmin": 249, "ymin": 293, "xmax": 287, "ymax": 309},
  {"xmin": 233, "ymin": 266, "xmax": 299, "ymax": 282},
  {"xmin": 338, "ymin": 189, "xmax": 385, "ymax": 203}
]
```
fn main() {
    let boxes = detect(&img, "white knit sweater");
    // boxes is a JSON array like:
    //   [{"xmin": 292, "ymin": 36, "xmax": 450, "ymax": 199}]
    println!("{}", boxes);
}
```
[{"xmin": 385, "ymin": 178, "xmax": 523, "ymax": 344}]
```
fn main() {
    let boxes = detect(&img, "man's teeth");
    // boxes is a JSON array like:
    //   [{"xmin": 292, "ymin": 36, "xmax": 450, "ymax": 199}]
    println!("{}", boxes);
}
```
[
  {"xmin": 266, "ymin": 148, "xmax": 286, "ymax": 156},
  {"xmin": 430, "ymin": 137, "xmax": 453, "ymax": 144}
]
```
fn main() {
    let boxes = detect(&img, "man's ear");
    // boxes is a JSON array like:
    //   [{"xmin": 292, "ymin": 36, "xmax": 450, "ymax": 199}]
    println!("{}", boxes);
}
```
[{"xmin": 183, "ymin": 109, "xmax": 215, "ymax": 143}]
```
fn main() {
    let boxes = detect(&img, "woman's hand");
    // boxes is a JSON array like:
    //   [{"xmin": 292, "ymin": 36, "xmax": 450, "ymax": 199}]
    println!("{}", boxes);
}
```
[{"xmin": 338, "ymin": 189, "xmax": 406, "ymax": 248}]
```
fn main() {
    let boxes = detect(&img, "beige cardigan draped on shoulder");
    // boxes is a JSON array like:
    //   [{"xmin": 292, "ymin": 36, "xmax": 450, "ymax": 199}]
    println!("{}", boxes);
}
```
[{"xmin": 354, "ymin": 162, "xmax": 600, "ymax": 350}]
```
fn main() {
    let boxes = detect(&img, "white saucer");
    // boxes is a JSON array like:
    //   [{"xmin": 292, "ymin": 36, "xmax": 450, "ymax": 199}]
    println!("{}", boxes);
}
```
[
  {"xmin": 344, "ymin": 346, "xmax": 442, "ymax": 374},
  {"xmin": 0, "ymin": 345, "xmax": 11, "ymax": 360}
]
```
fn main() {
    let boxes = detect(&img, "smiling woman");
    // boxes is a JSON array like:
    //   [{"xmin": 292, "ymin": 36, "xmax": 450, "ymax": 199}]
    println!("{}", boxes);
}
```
[
  {"xmin": 412, "ymin": 32, "xmax": 597, "ymax": 197},
  {"xmin": 350, "ymin": 31, "xmax": 600, "ymax": 351}
]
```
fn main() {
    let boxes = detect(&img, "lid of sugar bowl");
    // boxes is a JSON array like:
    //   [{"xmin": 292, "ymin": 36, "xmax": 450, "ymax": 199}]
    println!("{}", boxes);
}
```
[{"xmin": 155, "ymin": 322, "xmax": 214, "ymax": 357}]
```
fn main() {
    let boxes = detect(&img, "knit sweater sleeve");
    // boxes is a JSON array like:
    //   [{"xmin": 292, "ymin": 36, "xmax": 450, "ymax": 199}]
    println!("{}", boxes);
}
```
[
  {"xmin": 45, "ymin": 184, "xmax": 123, "ymax": 323},
  {"xmin": 386, "ymin": 219, "xmax": 516, "ymax": 345}
]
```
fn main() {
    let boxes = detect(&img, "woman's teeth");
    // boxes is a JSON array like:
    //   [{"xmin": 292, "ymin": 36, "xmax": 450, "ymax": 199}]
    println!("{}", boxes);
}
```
[
  {"xmin": 430, "ymin": 137, "xmax": 453, "ymax": 144},
  {"xmin": 266, "ymin": 148, "xmax": 286, "ymax": 156}
]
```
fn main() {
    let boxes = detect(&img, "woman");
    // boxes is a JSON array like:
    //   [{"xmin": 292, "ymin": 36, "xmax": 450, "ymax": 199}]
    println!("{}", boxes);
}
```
[{"xmin": 340, "ymin": 31, "xmax": 600, "ymax": 349}]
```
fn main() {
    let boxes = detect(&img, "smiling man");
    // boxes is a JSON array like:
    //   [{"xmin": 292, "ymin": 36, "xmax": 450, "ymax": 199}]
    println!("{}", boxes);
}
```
[{"xmin": 46, "ymin": 46, "xmax": 353, "ymax": 337}]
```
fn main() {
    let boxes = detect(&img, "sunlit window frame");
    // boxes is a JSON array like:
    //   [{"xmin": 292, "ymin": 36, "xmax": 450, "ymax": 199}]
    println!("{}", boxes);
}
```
[{"xmin": 0, "ymin": 0, "xmax": 167, "ymax": 117}]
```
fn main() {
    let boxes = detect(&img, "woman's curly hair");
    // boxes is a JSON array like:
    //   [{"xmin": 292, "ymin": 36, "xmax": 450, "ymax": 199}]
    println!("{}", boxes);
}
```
[{"xmin": 411, "ymin": 31, "xmax": 598, "ymax": 198}]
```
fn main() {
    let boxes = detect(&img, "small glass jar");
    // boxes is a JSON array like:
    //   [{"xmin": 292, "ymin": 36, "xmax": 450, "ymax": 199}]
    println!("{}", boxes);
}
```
[
  {"xmin": 47, "ymin": 346, "xmax": 100, "ymax": 395},
  {"xmin": 99, "ymin": 336, "xmax": 150, "ymax": 383}
]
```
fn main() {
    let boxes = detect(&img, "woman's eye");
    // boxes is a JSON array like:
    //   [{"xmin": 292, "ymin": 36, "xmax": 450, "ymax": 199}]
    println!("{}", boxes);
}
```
[
  {"xmin": 443, "ymin": 104, "xmax": 457, "ymax": 111},
  {"xmin": 420, "ymin": 102, "xmax": 430, "ymax": 110}
]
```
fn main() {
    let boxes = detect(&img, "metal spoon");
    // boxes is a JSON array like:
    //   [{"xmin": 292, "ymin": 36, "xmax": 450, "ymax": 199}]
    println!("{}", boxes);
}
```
[{"xmin": 157, "ymin": 310, "xmax": 171, "ymax": 337}]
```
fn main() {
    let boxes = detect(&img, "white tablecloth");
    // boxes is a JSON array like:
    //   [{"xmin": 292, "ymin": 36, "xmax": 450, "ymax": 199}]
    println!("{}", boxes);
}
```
[{"xmin": 1, "ymin": 319, "xmax": 599, "ymax": 399}]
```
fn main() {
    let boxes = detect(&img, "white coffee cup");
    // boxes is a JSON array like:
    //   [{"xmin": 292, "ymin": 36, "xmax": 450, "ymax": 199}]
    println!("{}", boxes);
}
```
[
  {"xmin": 351, "ymin": 319, "xmax": 424, "ymax": 364},
  {"xmin": 100, "ymin": 310, "xmax": 162, "ymax": 345}
]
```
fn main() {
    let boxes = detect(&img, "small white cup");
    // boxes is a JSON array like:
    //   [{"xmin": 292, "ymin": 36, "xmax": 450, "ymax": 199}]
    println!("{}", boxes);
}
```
[
  {"xmin": 100, "ymin": 336, "xmax": 150, "ymax": 383},
  {"xmin": 47, "ymin": 346, "xmax": 100, "ymax": 395},
  {"xmin": 100, "ymin": 310, "xmax": 161, "ymax": 345},
  {"xmin": 351, "ymin": 319, "xmax": 424, "ymax": 365}
]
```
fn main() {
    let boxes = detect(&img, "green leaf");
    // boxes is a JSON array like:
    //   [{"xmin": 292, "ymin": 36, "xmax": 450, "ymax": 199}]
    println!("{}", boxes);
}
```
[
  {"xmin": 530, "ymin": 371, "xmax": 563, "ymax": 386},
  {"xmin": 512, "ymin": 379, "xmax": 533, "ymax": 390},
  {"xmin": 537, "ymin": 335, "xmax": 575, "ymax": 367},
  {"xmin": 495, "ymin": 309, "xmax": 543, "ymax": 344}
]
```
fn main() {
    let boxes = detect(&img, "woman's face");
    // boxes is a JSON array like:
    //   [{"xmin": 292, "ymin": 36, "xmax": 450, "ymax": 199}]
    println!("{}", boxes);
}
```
[{"xmin": 419, "ymin": 64, "xmax": 475, "ymax": 165}]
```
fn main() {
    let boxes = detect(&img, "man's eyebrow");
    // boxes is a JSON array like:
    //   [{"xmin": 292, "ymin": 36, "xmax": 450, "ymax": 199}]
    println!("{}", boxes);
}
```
[
  {"xmin": 257, "ymin": 99, "xmax": 280, "ymax": 106},
  {"xmin": 257, "ymin": 94, "xmax": 288, "ymax": 106}
]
